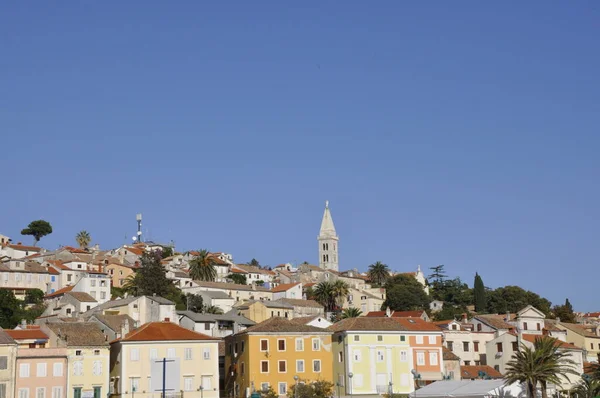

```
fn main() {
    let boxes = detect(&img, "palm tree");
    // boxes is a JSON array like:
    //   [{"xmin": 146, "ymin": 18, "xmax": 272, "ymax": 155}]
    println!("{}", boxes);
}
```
[
  {"xmin": 121, "ymin": 273, "xmax": 141, "ymax": 296},
  {"xmin": 341, "ymin": 307, "xmax": 362, "ymax": 319},
  {"xmin": 313, "ymin": 281, "xmax": 335, "ymax": 312},
  {"xmin": 505, "ymin": 336, "xmax": 578, "ymax": 398},
  {"xmin": 188, "ymin": 249, "xmax": 217, "ymax": 281},
  {"xmin": 75, "ymin": 230, "xmax": 91, "ymax": 249},
  {"xmin": 368, "ymin": 261, "xmax": 390, "ymax": 286},
  {"xmin": 203, "ymin": 305, "xmax": 224, "ymax": 314},
  {"xmin": 572, "ymin": 377, "xmax": 600, "ymax": 398},
  {"xmin": 331, "ymin": 280, "xmax": 350, "ymax": 309}
]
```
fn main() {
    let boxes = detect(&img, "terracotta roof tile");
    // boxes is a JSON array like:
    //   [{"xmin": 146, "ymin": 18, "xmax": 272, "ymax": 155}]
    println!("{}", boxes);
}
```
[
  {"xmin": 7, "ymin": 244, "xmax": 41, "ymax": 252},
  {"xmin": 44, "ymin": 285, "xmax": 74, "ymax": 298},
  {"xmin": 461, "ymin": 365, "xmax": 503, "ymax": 379},
  {"xmin": 66, "ymin": 292, "xmax": 97, "ymax": 303},
  {"xmin": 329, "ymin": 317, "xmax": 408, "ymax": 332},
  {"xmin": 392, "ymin": 317, "xmax": 443, "ymax": 332},
  {"xmin": 443, "ymin": 347, "xmax": 460, "ymax": 361},
  {"xmin": 475, "ymin": 315, "xmax": 515, "ymax": 330},
  {"xmin": 118, "ymin": 322, "xmax": 218, "ymax": 342},
  {"xmin": 521, "ymin": 334, "xmax": 581, "ymax": 350},
  {"xmin": 239, "ymin": 317, "xmax": 331, "ymax": 335},
  {"xmin": 271, "ymin": 283, "xmax": 300, "ymax": 293},
  {"xmin": 559, "ymin": 322, "xmax": 600, "ymax": 338},
  {"xmin": 366, "ymin": 310, "xmax": 426, "ymax": 318},
  {"xmin": 5, "ymin": 329, "xmax": 48, "ymax": 340},
  {"xmin": 125, "ymin": 247, "xmax": 144, "ymax": 256},
  {"xmin": 46, "ymin": 323, "xmax": 108, "ymax": 346},
  {"xmin": 278, "ymin": 298, "xmax": 323, "ymax": 309}
]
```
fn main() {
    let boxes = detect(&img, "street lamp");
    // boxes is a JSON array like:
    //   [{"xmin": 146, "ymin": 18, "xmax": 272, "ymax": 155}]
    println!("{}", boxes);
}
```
[
  {"xmin": 199, "ymin": 385, "xmax": 204, "ymax": 398},
  {"xmin": 348, "ymin": 372, "xmax": 353, "ymax": 398},
  {"xmin": 336, "ymin": 379, "xmax": 341, "ymax": 398},
  {"xmin": 294, "ymin": 375, "xmax": 299, "ymax": 398}
]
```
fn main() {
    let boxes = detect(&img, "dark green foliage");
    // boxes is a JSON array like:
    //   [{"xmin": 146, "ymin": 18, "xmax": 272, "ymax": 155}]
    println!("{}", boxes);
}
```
[
  {"xmin": 186, "ymin": 294, "xmax": 204, "ymax": 313},
  {"xmin": 137, "ymin": 251, "xmax": 173, "ymax": 297},
  {"xmin": 21, "ymin": 220, "xmax": 53, "ymax": 245},
  {"xmin": 188, "ymin": 250, "xmax": 217, "ymax": 281},
  {"xmin": 0, "ymin": 290, "xmax": 46, "ymax": 329},
  {"xmin": 433, "ymin": 305, "xmax": 470, "ymax": 321},
  {"xmin": 227, "ymin": 273, "xmax": 247, "ymax": 285},
  {"xmin": 255, "ymin": 280, "xmax": 265, "ymax": 286},
  {"xmin": 259, "ymin": 386, "xmax": 278, "ymax": 398},
  {"xmin": 368, "ymin": 261, "xmax": 390, "ymax": 286},
  {"xmin": 24, "ymin": 289, "xmax": 44, "ymax": 305},
  {"xmin": 160, "ymin": 246, "xmax": 174, "ymax": 259},
  {"xmin": 382, "ymin": 274, "xmax": 431, "ymax": 311},
  {"xmin": 287, "ymin": 380, "xmax": 334, "ymax": 398},
  {"xmin": 248, "ymin": 258, "xmax": 260, "ymax": 267},
  {"xmin": 474, "ymin": 273, "xmax": 486, "ymax": 313},
  {"xmin": 486, "ymin": 286, "xmax": 552, "ymax": 316},
  {"xmin": 551, "ymin": 298, "xmax": 577, "ymax": 323}
]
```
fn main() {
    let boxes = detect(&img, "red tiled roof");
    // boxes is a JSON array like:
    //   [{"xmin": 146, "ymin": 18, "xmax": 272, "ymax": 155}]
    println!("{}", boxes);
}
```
[
  {"xmin": 5, "ymin": 329, "xmax": 48, "ymax": 340},
  {"xmin": 117, "ymin": 322, "xmax": 218, "ymax": 342},
  {"xmin": 366, "ymin": 310, "xmax": 426, "ymax": 318},
  {"xmin": 230, "ymin": 268, "xmax": 247, "ymax": 274},
  {"xmin": 44, "ymin": 285, "xmax": 74, "ymax": 298},
  {"xmin": 392, "ymin": 317, "xmax": 443, "ymax": 332},
  {"xmin": 521, "ymin": 334, "xmax": 581, "ymax": 350},
  {"xmin": 461, "ymin": 365, "xmax": 503, "ymax": 379},
  {"xmin": 61, "ymin": 246, "xmax": 88, "ymax": 254},
  {"xmin": 584, "ymin": 312, "xmax": 600, "ymax": 318},
  {"xmin": 271, "ymin": 282, "xmax": 300, "ymax": 293},
  {"xmin": 48, "ymin": 267, "xmax": 60, "ymax": 275},
  {"xmin": 125, "ymin": 247, "xmax": 144, "ymax": 256},
  {"xmin": 7, "ymin": 244, "xmax": 41, "ymax": 252},
  {"xmin": 46, "ymin": 260, "xmax": 70, "ymax": 271}
]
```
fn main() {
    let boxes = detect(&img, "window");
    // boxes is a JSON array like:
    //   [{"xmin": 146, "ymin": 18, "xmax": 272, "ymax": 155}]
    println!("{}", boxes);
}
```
[
  {"xmin": 20, "ymin": 363, "xmax": 30, "ymax": 377},
  {"xmin": 67, "ymin": 275, "xmax": 72, "ymax": 282},
  {"xmin": 260, "ymin": 339, "xmax": 269, "ymax": 351},
  {"xmin": 130, "ymin": 379, "xmax": 139, "ymax": 393},
  {"xmin": 429, "ymin": 335, "xmax": 436, "ymax": 344},
  {"xmin": 400, "ymin": 335, "xmax": 406, "ymax": 342},
  {"xmin": 204, "ymin": 323, "xmax": 210, "ymax": 330},
  {"xmin": 400, "ymin": 350, "xmax": 408, "ymax": 361},
  {"xmin": 465, "ymin": 361, "xmax": 471, "ymax": 366},
  {"xmin": 278, "ymin": 360, "xmax": 286, "ymax": 373},
  {"xmin": 278, "ymin": 383, "xmax": 287, "ymax": 395},
  {"xmin": 94, "ymin": 350, "xmax": 100, "ymax": 356},
  {"xmin": 313, "ymin": 360, "xmax": 321, "ymax": 372},
  {"xmin": 312, "ymin": 338, "xmax": 320, "ymax": 351},
  {"xmin": 377, "ymin": 335, "xmax": 383, "ymax": 342},
  {"xmin": 447, "ymin": 341, "xmax": 453, "ymax": 351},
  {"xmin": 377, "ymin": 350, "xmax": 384, "ymax": 362},
  {"xmin": 537, "ymin": 323, "xmax": 541, "ymax": 331},
  {"xmin": 36, "ymin": 363, "xmax": 47, "ymax": 377},
  {"xmin": 18, "ymin": 389, "xmax": 29, "ymax": 398},
  {"xmin": 296, "ymin": 338, "xmax": 304, "ymax": 351},
  {"xmin": 452, "ymin": 325, "xmax": 458, "ymax": 330},
  {"xmin": 429, "ymin": 352, "xmax": 438, "ymax": 366},
  {"xmin": 100, "ymin": 292, "xmax": 106, "ymax": 300},
  {"xmin": 52, "ymin": 388, "xmax": 62, "ymax": 398},
  {"xmin": 130, "ymin": 348, "xmax": 140, "ymax": 361},
  {"xmin": 93, "ymin": 387, "xmax": 101, "ymax": 398},
  {"xmin": 523, "ymin": 322, "xmax": 528, "ymax": 330},
  {"xmin": 475, "ymin": 361, "xmax": 480, "ymax": 366},
  {"xmin": 261, "ymin": 361, "xmax": 269, "ymax": 373},
  {"xmin": 90, "ymin": 280, "xmax": 96, "ymax": 287},
  {"xmin": 73, "ymin": 361, "xmax": 83, "ymax": 376},
  {"xmin": 592, "ymin": 343, "xmax": 595, "ymax": 350},
  {"xmin": 241, "ymin": 342, "xmax": 245, "ymax": 352},
  {"xmin": 150, "ymin": 349, "xmax": 158, "ymax": 359},
  {"xmin": 184, "ymin": 377, "xmax": 193, "ymax": 392},
  {"xmin": 167, "ymin": 348, "xmax": 176, "ymax": 358},
  {"xmin": 36, "ymin": 388, "xmax": 45, "ymax": 398},
  {"xmin": 203, "ymin": 348, "xmax": 211, "ymax": 360},
  {"xmin": 497, "ymin": 343, "xmax": 503, "ymax": 353},
  {"xmin": 261, "ymin": 383, "xmax": 269, "ymax": 392},
  {"xmin": 92, "ymin": 361, "xmax": 102, "ymax": 376},
  {"xmin": 185, "ymin": 348, "xmax": 193, "ymax": 360},
  {"xmin": 416, "ymin": 335, "xmax": 423, "ymax": 344},
  {"xmin": 296, "ymin": 360, "xmax": 305, "ymax": 373},
  {"xmin": 0, "ymin": 357, "xmax": 6, "ymax": 370},
  {"xmin": 463, "ymin": 342, "xmax": 469, "ymax": 352},
  {"xmin": 240, "ymin": 362, "xmax": 245, "ymax": 376},
  {"xmin": 278, "ymin": 339, "xmax": 286, "ymax": 351},
  {"xmin": 338, "ymin": 352, "xmax": 343, "ymax": 362},
  {"xmin": 201, "ymin": 376, "xmax": 212, "ymax": 390},
  {"xmin": 353, "ymin": 335, "xmax": 360, "ymax": 342},
  {"xmin": 512, "ymin": 341, "xmax": 519, "ymax": 351},
  {"xmin": 53, "ymin": 363, "xmax": 63, "ymax": 377},
  {"xmin": 477, "ymin": 323, "xmax": 482, "ymax": 332},
  {"xmin": 474, "ymin": 342, "xmax": 479, "ymax": 352},
  {"xmin": 417, "ymin": 352, "xmax": 425, "ymax": 366},
  {"xmin": 75, "ymin": 350, "xmax": 82, "ymax": 356}
]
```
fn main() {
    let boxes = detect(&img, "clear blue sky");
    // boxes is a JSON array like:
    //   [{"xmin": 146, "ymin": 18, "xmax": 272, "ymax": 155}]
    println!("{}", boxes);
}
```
[{"xmin": 2, "ymin": 2, "xmax": 599, "ymax": 310}]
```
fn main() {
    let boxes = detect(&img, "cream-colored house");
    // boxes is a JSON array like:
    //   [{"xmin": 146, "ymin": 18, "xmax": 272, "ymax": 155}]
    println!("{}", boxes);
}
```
[
  {"xmin": 555, "ymin": 322, "xmax": 600, "ymax": 362},
  {"xmin": 183, "ymin": 281, "xmax": 273, "ymax": 303},
  {"xmin": 110, "ymin": 322, "xmax": 220, "ymax": 398},
  {"xmin": 235, "ymin": 300, "xmax": 294, "ymax": 323},
  {"xmin": 41, "ymin": 322, "xmax": 110, "ymax": 398},
  {"xmin": 0, "ymin": 329, "xmax": 17, "ymax": 398}
]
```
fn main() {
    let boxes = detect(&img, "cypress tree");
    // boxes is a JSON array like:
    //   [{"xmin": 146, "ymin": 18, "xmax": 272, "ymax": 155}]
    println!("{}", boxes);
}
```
[{"xmin": 474, "ymin": 272, "xmax": 487, "ymax": 313}]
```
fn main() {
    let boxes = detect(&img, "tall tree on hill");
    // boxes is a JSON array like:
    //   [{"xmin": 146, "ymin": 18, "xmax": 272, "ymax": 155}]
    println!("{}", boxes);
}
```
[
  {"xmin": 75, "ymin": 230, "xmax": 91, "ymax": 249},
  {"xmin": 367, "ymin": 261, "xmax": 390, "ymax": 286},
  {"xmin": 313, "ymin": 281, "xmax": 335, "ymax": 312},
  {"xmin": 189, "ymin": 249, "xmax": 217, "ymax": 281},
  {"xmin": 21, "ymin": 220, "xmax": 53, "ymax": 246},
  {"xmin": 382, "ymin": 274, "xmax": 431, "ymax": 311},
  {"xmin": 332, "ymin": 280, "xmax": 350, "ymax": 309},
  {"xmin": 551, "ymin": 298, "xmax": 577, "ymax": 323},
  {"xmin": 428, "ymin": 264, "xmax": 447, "ymax": 284},
  {"xmin": 473, "ymin": 272, "xmax": 486, "ymax": 313},
  {"xmin": 487, "ymin": 286, "xmax": 552, "ymax": 316},
  {"xmin": 137, "ymin": 251, "xmax": 173, "ymax": 297},
  {"xmin": 248, "ymin": 258, "xmax": 260, "ymax": 267}
]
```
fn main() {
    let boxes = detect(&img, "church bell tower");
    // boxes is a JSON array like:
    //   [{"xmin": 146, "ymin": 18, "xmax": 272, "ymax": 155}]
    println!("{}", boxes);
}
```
[{"xmin": 318, "ymin": 200, "xmax": 339, "ymax": 271}]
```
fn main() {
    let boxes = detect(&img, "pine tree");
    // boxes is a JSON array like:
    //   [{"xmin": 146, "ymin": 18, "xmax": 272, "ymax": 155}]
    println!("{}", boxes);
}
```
[{"xmin": 474, "ymin": 272, "xmax": 486, "ymax": 313}]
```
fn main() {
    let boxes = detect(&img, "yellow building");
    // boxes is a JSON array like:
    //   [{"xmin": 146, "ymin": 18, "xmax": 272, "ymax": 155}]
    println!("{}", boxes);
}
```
[
  {"xmin": 0, "ymin": 329, "xmax": 17, "ymax": 398},
  {"xmin": 110, "ymin": 321, "xmax": 220, "ymax": 398},
  {"xmin": 330, "ymin": 317, "xmax": 415, "ymax": 396},
  {"xmin": 556, "ymin": 322, "xmax": 600, "ymax": 362},
  {"xmin": 235, "ymin": 300, "xmax": 294, "ymax": 323},
  {"xmin": 225, "ymin": 317, "xmax": 333, "ymax": 398},
  {"xmin": 103, "ymin": 261, "xmax": 139, "ymax": 288},
  {"xmin": 42, "ymin": 322, "xmax": 110, "ymax": 398}
]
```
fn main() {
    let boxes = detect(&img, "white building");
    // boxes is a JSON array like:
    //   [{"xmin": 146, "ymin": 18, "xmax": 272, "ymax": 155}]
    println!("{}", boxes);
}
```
[{"xmin": 318, "ymin": 201, "xmax": 339, "ymax": 272}]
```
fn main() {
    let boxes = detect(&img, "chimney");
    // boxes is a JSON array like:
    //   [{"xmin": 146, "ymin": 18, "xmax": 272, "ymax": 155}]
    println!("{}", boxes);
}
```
[
  {"xmin": 505, "ymin": 311, "xmax": 510, "ymax": 322},
  {"xmin": 21, "ymin": 319, "xmax": 26, "ymax": 329},
  {"xmin": 462, "ymin": 313, "xmax": 468, "ymax": 323},
  {"xmin": 98, "ymin": 261, "xmax": 103, "ymax": 274},
  {"xmin": 164, "ymin": 317, "xmax": 170, "ymax": 322},
  {"xmin": 119, "ymin": 250, "xmax": 125, "ymax": 263},
  {"xmin": 556, "ymin": 317, "xmax": 561, "ymax": 323},
  {"xmin": 121, "ymin": 320, "xmax": 130, "ymax": 337},
  {"xmin": 385, "ymin": 307, "xmax": 391, "ymax": 317}
]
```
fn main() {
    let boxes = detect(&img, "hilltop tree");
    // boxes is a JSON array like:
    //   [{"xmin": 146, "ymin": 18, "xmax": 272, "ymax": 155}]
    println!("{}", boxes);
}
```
[
  {"xmin": 248, "ymin": 258, "xmax": 260, "ymax": 267},
  {"xmin": 137, "ymin": 251, "xmax": 173, "ymax": 297},
  {"xmin": 367, "ymin": 261, "xmax": 390, "ymax": 286},
  {"xmin": 75, "ymin": 230, "xmax": 91, "ymax": 249},
  {"xmin": 428, "ymin": 264, "xmax": 447, "ymax": 284},
  {"xmin": 227, "ymin": 273, "xmax": 247, "ymax": 285},
  {"xmin": 160, "ymin": 246, "xmax": 174, "ymax": 259},
  {"xmin": 551, "ymin": 298, "xmax": 577, "ymax": 323},
  {"xmin": 185, "ymin": 294, "xmax": 204, "ymax": 313},
  {"xmin": 487, "ymin": 286, "xmax": 552, "ymax": 316},
  {"xmin": 21, "ymin": 220, "xmax": 53, "ymax": 246},
  {"xmin": 473, "ymin": 272, "xmax": 486, "ymax": 313},
  {"xmin": 382, "ymin": 274, "xmax": 430, "ymax": 311},
  {"xmin": 188, "ymin": 249, "xmax": 217, "ymax": 281}
]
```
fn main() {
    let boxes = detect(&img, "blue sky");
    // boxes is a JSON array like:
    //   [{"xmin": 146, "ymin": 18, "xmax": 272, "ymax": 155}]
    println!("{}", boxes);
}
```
[{"xmin": 1, "ymin": 2, "xmax": 599, "ymax": 310}]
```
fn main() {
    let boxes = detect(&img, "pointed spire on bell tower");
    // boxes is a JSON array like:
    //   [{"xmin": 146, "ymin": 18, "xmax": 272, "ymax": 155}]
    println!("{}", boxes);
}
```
[{"xmin": 318, "ymin": 200, "xmax": 339, "ymax": 271}]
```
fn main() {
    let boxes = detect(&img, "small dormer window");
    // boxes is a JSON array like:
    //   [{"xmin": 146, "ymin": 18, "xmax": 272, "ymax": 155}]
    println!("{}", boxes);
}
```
[{"xmin": 75, "ymin": 350, "xmax": 82, "ymax": 356}]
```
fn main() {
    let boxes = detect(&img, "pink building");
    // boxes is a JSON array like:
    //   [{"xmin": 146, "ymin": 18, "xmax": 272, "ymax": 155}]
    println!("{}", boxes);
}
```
[{"xmin": 15, "ymin": 348, "xmax": 68, "ymax": 398}]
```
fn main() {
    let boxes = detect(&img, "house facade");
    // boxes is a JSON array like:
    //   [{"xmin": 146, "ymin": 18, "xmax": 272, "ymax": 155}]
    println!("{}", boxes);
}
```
[
  {"xmin": 14, "ymin": 348, "xmax": 68, "ymax": 398},
  {"xmin": 0, "ymin": 330, "xmax": 17, "ymax": 398}
]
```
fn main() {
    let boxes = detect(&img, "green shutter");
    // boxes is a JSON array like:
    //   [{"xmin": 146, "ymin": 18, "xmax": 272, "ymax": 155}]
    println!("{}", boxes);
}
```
[
  {"xmin": 93, "ymin": 387, "xmax": 101, "ymax": 398},
  {"xmin": 73, "ymin": 388, "xmax": 82, "ymax": 398}
]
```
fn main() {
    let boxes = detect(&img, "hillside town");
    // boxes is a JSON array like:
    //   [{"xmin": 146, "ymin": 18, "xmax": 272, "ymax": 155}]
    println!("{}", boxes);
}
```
[{"xmin": 0, "ymin": 203, "xmax": 597, "ymax": 398}]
